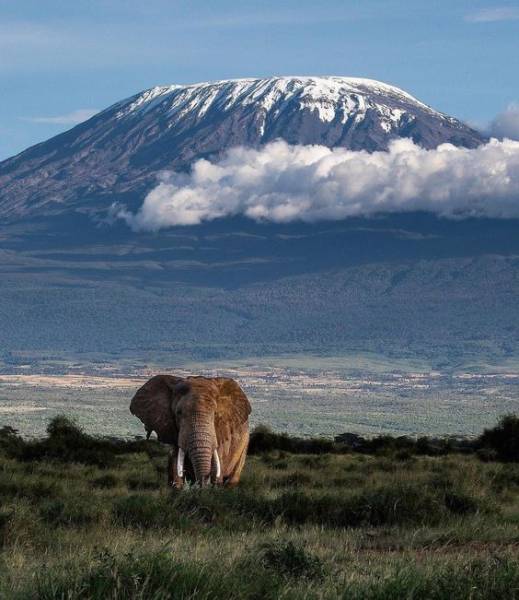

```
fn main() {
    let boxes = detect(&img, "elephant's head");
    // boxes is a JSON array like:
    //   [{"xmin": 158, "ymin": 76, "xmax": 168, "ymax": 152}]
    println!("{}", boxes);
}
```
[{"xmin": 130, "ymin": 374, "xmax": 250, "ymax": 486}]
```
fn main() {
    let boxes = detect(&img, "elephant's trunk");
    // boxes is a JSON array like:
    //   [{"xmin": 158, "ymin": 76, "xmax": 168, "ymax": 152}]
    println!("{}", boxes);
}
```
[{"xmin": 187, "ymin": 412, "xmax": 216, "ymax": 486}]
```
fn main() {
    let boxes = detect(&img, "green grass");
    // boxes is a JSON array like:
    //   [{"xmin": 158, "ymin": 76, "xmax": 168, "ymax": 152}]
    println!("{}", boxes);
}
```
[{"xmin": 2, "ymin": 419, "xmax": 519, "ymax": 598}]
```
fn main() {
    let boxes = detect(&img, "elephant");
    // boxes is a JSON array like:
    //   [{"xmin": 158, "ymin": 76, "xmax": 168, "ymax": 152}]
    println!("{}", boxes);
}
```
[{"xmin": 130, "ymin": 374, "xmax": 251, "ymax": 488}]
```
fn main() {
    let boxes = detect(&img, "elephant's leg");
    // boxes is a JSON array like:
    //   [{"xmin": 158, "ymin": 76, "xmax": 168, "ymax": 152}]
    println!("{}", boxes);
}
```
[{"xmin": 225, "ymin": 431, "xmax": 249, "ymax": 487}]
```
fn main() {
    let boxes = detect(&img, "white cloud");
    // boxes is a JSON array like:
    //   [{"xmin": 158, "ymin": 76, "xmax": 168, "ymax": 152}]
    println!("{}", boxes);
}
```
[
  {"xmin": 490, "ymin": 103, "xmax": 519, "ymax": 140},
  {"xmin": 116, "ymin": 138, "xmax": 519, "ymax": 231},
  {"xmin": 23, "ymin": 109, "xmax": 99, "ymax": 125},
  {"xmin": 465, "ymin": 7, "xmax": 519, "ymax": 22}
]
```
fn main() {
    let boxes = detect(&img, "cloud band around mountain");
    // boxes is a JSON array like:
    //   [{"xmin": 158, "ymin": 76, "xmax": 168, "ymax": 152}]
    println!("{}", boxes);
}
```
[{"xmin": 117, "ymin": 138, "xmax": 519, "ymax": 230}]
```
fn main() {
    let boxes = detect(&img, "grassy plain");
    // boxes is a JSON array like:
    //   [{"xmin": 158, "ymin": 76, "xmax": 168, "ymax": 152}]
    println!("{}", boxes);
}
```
[
  {"xmin": 2, "ymin": 419, "xmax": 519, "ymax": 598},
  {"xmin": 2, "ymin": 353, "xmax": 519, "ymax": 439}
]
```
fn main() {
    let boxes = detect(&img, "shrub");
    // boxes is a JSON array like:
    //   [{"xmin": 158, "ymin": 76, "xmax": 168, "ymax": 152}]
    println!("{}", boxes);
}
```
[
  {"xmin": 273, "ymin": 471, "xmax": 313, "ymax": 488},
  {"xmin": 250, "ymin": 424, "xmax": 477, "ymax": 459},
  {"xmin": 478, "ymin": 415, "xmax": 519, "ymax": 462},
  {"xmin": 249, "ymin": 425, "xmax": 336, "ymax": 455},
  {"xmin": 477, "ymin": 447, "xmax": 499, "ymax": 462},
  {"xmin": 8, "ymin": 415, "xmax": 167, "ymax": 468},
  {"xmin": 0, "ymin": 477, "xmax": 61, "ymax": 501},
  {"xmin": 172, "ymin": 487, "xmax": 273, "ymax": 527},
  {"xmin": 272, "ymin": 482, "xmax": 482, "ymax": 528},
  {"xmin": 126, "ymin": 473, "xmax": 160, "ymax": 491},
  {"xmin": 443, "ymin": 491, "xmax": 481, "ymax": 515},
  {"xmin": 0, "ymin": 426, "xmax": 24, "ymax": 457},
  {"xmin": 298, "ymin": 455, "xmax": 330, "ymax": 468},
  {"xmin": 0, "ymin": 509, "xmax": 12, "ymax": 546},
  {"xmin": 112, "ymin": 494, "xmax": 177, "ymax": 529},
  {"xmin": 91, "ymin": 474, "xmax": 119, "ymax": 489},
  {"xmin": 490, "ymin": 465, "xmax": 519, "ymax": 491},
  {"xmin": 272, "ymin": 460, "xmax": 289, "ymax": 470},
  {"xmin": 17, "ymin": 417, "xmax": 116, "ymax": 468},
  {"xmin": 46, "ymin": 415, "xmax": 84, "ymax": 439},
  {"xmin": 39, "ymin": 498, "xmax": 99, "ymax": 527},
  {"xmin": 259, "ymin": 540, "xmax": 325, "ymax": 581}
]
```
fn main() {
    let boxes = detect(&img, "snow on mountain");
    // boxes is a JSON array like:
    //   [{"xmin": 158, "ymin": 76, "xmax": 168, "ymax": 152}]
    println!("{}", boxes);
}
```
[
  {"xmin": 115, "ymin": 77, "xmax": 436, "ymax": 123},
  {"xmin": 0, "ymin": 76, "xmax": 484, "ymax": 220}
]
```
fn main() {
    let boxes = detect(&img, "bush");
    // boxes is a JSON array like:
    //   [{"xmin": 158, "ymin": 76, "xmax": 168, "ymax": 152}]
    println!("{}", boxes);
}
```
[
  {"xmin": 249, "ymin": 425, "xmax": 336, "ymax": 455},
  {"xmin": 126, "ymin": 473, "xmax": 160, "ymax": 491},
  {"xmin": 6, "ymin": 415, "xmax": 167, "ymax": 468},
  {"xmin": 39, "ymin": 499, "xmax": 99, "ymax": 527},
  {"xmin": 444, "ymin": 491, "xmax": 481, "ymax": 515},
  {"xmin": 46, "ymin": 415, "xmax": 84, "ymax": 439},
  {"xmin": 91, "ymin": 474, "xmax": 119, "ymax": 489},
  {"xmin": 108, "ymin": 482, "xmax": 485, "ymax": 531},
  {"xmin": 273, "ymin": 471, "xmax": 313, "ymax": 488},
  {"xmin": 272, "ymin": 483, "xmax": 483, "ymax": 528},
  {"xmin": 478, "ymin": 415, "xmax": 519, "ymax": 462},
  {"xmin": 0, "ymin": 509, "xmax": 12, "ymax": 546},
  {"xmin": 172, "ymin": 487, "xmax": 273, "ymax": 527},
  {"xmin": 0, "ymin": 477, "xmax": 61, "ymax": 501},
  {"xmin": 0, "ymin": 426, "xmax": 24, "ymax": 457},
  {"xmin": 490, "ymin": 465, "xmax": 519, "ymax": 492},
  {"xmin": 16, "ymin": 417, "xmax": 116, "ymax": 468},
  {"xmin": 259, "ymin": 540, "xmax": 325, "ymax": 580},
  {"xmin": 250, "ymin": 424, "xmax": 477, "ymax": 458},
  {"xmin": 112, "ymin": 494, "xmax": 178, "ymax": 529},
  {"xmin": 477, "ymin": 448, "xmax": 499, "ymax": 462},
  {"xmin": 298, "ymin": 455, "xmax": 331, "ymax": 468}
]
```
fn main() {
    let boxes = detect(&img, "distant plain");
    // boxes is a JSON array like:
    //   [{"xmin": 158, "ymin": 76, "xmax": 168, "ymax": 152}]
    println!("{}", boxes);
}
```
[{"xmin": 2, "ymin": 353, "xmax": 519, "ymax": 439}]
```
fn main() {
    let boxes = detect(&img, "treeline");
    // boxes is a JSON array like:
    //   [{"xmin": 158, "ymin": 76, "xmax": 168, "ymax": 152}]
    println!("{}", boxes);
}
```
[
  {"xmin": 2, "ymin": 414, "xmax": 519, "ymax": 466},
  {"xmin": 246, "ymin": 416, "xmax": 519, "ymax": 462},
  {"xmin": 0, "ymin": 417, "xmax": 159, "ymax": 468}
]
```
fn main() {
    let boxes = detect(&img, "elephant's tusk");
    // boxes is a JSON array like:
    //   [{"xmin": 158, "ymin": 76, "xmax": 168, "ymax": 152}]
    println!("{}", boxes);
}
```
[
  {"xmin": 177, "ymin": 448, "xmax": 185, "ymax": 478},
  {"xmin": 213, "ymin": 449, "xmax": 221, "ymax": 478}
]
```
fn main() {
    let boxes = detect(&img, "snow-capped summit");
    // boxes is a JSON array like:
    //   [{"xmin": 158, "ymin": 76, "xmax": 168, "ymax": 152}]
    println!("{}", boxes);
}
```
[
  {"xmin": 115, "ymin": 76, "xmax": 435, "ymax": 122},
  {"xmin": 0, "ymin": 76, "xmax": 484, "ymax": 219}
]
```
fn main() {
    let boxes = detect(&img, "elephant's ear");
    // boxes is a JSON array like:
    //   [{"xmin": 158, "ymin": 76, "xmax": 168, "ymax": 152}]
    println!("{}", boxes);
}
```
[
  {"xmin": 214, "ymin": 378, "xmax": 251, "ymax": 445},
  {"xmin": 129, "ymin": 375, "xmax": 182, "ymax": 443}
]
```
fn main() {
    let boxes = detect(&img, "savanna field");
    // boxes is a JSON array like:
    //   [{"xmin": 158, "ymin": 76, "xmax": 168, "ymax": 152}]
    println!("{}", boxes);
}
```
[{"xmin": 1, "ymin": 417, "xmax": 519, "ymax": 599}]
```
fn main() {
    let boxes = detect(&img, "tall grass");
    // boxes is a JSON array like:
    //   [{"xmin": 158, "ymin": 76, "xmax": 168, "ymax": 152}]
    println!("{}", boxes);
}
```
[{"xmin": 1, "ymin": 415, "xmax": 519, "ymax": 598}]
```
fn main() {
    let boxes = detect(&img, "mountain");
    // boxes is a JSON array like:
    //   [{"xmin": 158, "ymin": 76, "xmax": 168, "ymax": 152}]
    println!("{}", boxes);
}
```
[
  {"xmin": 0, "ymin": 76, "xmax": 484, "ymax": 221},
  {"xmin": 1, "ymin": 76, "xmax": 516, "ymax": 370}
]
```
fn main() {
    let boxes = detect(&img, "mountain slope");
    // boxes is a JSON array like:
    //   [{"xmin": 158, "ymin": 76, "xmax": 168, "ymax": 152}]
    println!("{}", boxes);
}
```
[
  {"xmin": 1, "ymin": 210, "xmax": 519, "ymax": 365},
  {"xmin": 0, "ymin": 76, "xmax": 484, "ymax": 221},
  {"xmin": 1, "ymin": 76, "xmax": 515, "ymax": 368}
]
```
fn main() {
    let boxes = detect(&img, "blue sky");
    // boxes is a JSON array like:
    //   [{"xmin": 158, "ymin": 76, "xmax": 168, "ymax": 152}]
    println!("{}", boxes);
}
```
[{"xmin": 1, "ymin": 0, "xmax": 518, "ymax": 160}]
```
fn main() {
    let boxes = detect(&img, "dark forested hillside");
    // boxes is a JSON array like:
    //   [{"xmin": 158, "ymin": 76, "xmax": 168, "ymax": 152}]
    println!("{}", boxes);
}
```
[{"xmin": 1, "ymin": 212, "xmax": 518, "ymax": 364}]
